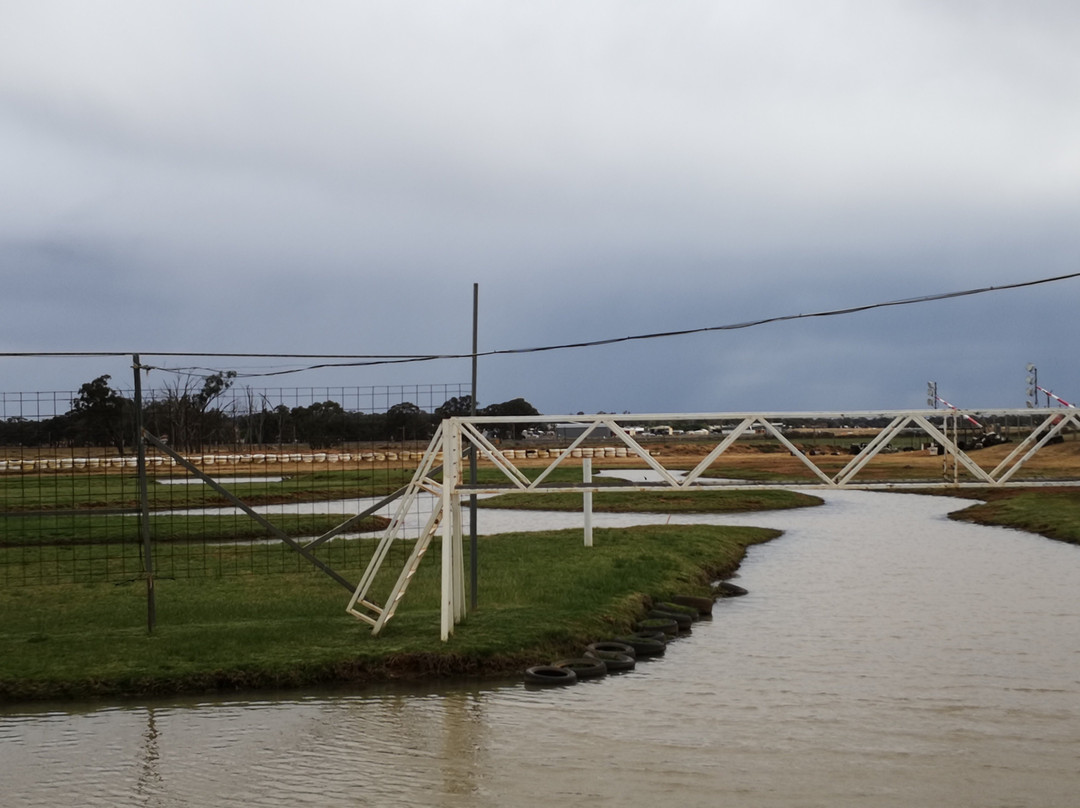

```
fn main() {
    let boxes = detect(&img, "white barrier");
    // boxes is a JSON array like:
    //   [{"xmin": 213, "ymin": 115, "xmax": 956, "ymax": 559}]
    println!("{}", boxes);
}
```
[{"xmin": 0, "ymin": 446, "xmax": 607, "ymax": 473}]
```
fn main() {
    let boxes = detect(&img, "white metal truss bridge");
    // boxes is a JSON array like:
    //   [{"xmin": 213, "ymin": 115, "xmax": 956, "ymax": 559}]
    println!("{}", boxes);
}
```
[{"xmin": 345, "ymin": 408, "xmax": 1080, "ymax": 640}]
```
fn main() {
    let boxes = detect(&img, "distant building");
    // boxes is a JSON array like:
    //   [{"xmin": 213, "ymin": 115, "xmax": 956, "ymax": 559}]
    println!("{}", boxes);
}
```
[{"xmin": 721, "ymin": 426, "xmax": 757, "ymax": 436}]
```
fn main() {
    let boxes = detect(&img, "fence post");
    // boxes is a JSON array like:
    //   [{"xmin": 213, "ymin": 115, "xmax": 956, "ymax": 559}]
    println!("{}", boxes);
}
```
[
  {"xmin": 133, "ymin": 354, "xmax": 156, "ymax": 632},
  {"xmin": 583, "ymin": 456, "xmax": 593, "ymax": 547},
  {"xmin": 469, "ymin": 281, "xmax": 479, "ymax": 609}
]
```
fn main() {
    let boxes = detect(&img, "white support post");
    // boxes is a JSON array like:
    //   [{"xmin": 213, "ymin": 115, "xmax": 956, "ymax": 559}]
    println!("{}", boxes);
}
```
[
  {"xmin": 440, "ymin": 421, "xmax": 460, "ymax": 641},
  {"xmin": 451, "ymin": 485, "xmax": 465, "ymax": 624},
  {"xmin": 583, "ymin": 457, "xmax": 593, "ymax": 547}
]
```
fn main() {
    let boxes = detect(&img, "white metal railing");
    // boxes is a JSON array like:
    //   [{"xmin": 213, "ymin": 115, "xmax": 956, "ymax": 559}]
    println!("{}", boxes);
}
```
[{"xmin": 346, "ymin": 408, "xmax": 1080, "ymax": 639}]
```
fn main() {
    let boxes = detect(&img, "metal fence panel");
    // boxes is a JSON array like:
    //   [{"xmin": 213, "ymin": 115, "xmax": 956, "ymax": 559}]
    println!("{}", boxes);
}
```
[{"xmin": 1, "ymin": 376, "xmax": 466, "ymax": 588}]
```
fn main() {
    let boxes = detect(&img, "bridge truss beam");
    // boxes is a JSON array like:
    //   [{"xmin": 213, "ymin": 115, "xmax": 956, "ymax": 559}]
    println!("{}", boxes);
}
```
[{"xmin": 347, "ymin": 408, "xmax": 1079, "ymax": 640}]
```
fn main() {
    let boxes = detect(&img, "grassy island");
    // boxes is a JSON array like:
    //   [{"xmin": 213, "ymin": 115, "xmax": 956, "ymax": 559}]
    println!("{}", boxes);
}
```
[
  {"xmin": 943, "ymin": 486, "xmax": 1080, "ymax": 546},
  {"xmin": 4, "ymin": 476, "xmax": 1076, "ymax": 705},
  {"xmin": 0, "ymin": 519, "xmax": 784, "ymax": 703}
]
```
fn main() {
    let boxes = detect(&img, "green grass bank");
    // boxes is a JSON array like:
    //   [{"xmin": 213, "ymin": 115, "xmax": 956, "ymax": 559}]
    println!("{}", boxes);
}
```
[
  {"xmin": 478, "ymin": 487, "xmax": 818, "ymax": 513},
  {"xmin": 6, "ymin": 482, "xmax": 1072, "ymax": 705},
  {"xmin": 0, "ymin": 522, "xmax": 780, "ymax": 704},
  {"xmin": 945, "ymin": 486, "xmax": 1080, "ymax": 546}
]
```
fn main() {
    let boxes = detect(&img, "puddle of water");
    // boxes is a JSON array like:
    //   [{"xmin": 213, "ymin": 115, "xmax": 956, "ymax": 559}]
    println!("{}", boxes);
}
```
[{"xmin": 155, "ymin": 476, "xmax": 286, "ymax": 485}]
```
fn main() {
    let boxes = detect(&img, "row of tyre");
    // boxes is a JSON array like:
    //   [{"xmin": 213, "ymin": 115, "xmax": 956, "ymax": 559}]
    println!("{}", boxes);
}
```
[{"xmin": 523, "ymin": 593, "xmax": 718, "ymax": 686}]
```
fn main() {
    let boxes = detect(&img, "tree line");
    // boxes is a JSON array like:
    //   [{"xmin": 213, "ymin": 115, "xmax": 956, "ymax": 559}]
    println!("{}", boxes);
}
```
[{"xmin": 0, "ymin": 375, "xmax": 539, "ymax": 453}]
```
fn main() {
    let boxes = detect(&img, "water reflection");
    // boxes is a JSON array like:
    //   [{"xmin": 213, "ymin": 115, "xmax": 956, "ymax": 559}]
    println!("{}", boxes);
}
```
[
  {"xmin": 3, "ymin": 491, "xmax": 1078, "ymax": 807},
  {"xmin": 135, "ymin": 708, "xmax": 161, "ymax": 803}
]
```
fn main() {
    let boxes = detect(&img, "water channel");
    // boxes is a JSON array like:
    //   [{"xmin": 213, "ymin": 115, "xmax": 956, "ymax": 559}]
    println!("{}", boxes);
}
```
[{"xmin": 2, "ymin": 490, "xmax": 1078, "ymax": 807}]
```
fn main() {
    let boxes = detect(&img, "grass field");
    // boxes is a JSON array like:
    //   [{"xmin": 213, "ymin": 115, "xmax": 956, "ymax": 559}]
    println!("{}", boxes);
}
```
[
  {"xmin": 479, "ymin": 487, "xmax": 821, "ymax": 513},
  {"xmin": 2, "ymin": 437, "xmax": 1077, "ymax": 704},
  {"xmin": 0, "ymin": 513, "xmax": 382, "ymax": 546},
  {"xmin": 0, "ymin": 523, "xmax": 778, "ymax": 701},
  {"xmin": 0, "ymin": 467, "xmax": 417, "ymax": 512}
]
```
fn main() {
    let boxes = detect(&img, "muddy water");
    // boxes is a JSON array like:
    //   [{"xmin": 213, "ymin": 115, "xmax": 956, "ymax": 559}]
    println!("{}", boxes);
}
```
[{"xmin": 2, "ymin": 491, "xmax": 1078, "ymax": 807}]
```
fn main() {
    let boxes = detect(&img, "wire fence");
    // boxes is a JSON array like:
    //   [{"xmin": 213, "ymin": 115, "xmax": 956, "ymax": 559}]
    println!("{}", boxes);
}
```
[{"xmin": 0, "ymin": 372, "xmax": 467, "ymax": 589}]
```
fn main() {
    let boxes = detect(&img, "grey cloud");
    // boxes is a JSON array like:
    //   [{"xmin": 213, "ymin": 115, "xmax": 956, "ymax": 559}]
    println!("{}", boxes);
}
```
[{"xmin": 1, "ymin": 2, "xmax": 1078, "ymax": 411}]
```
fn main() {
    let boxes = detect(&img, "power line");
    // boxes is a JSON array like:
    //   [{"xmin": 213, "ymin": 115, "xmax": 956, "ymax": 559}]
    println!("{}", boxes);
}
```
[
  {"xmin": 3, "ymin": 270, "xmax": 1078, "ymax": 379},
  {"xmin": 477, "ymin": 270, "xmax": 1080, "ymax": 357}
]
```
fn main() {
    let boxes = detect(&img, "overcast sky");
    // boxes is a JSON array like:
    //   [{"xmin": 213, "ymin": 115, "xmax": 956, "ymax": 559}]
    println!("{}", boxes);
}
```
[{"xmin": 3, "ymin": 1, "xmax": 1078, "ymax": 415}]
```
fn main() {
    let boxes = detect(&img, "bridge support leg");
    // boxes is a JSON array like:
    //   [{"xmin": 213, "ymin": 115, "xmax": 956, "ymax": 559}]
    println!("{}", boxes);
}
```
[{"xmin": 440, "ymin": 421, "xmax": 465, "ymax": 641}]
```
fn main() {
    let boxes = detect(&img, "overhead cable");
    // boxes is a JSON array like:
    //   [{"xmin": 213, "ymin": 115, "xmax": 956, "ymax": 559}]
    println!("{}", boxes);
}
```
[{"xmin": 3, "ymin": 270, "xmax": 1078, "ymax": 379}]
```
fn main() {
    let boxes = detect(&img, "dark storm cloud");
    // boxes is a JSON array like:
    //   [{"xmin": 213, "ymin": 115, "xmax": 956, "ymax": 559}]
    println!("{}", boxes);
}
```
[{"xmin": 1, "ymin": 1, "xmax": 1078, "ymax": 412}]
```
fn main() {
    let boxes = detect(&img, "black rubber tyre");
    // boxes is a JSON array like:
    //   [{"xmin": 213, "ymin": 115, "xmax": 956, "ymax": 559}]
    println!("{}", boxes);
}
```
[
  {"xmin": 669, "ymin": 594, "xmax": 714, "ymax": 616},
  {"xmin": 655, "ymin": 601, "xmax": 700, "ymax": 620},
  {"xmin": 636, "ymin": 617, "xmax": 679, "ymax": 636},
  {"xmin": 647, "ymin": 609, "xmax": 692, "ymax": 630},
  {"xmin": 614, "ymin": 635, "xmax": 667, "ymax": 657},
  {"xmin": 552, "ymin": 657, "xmax": 607, "ymax": 679},
  {"xmin": 524, "ymin": 665, "xmax": 578, "ymax": 685},
  {"xmin": 585, "ymin": 641, "xmax": 636, "ymax": 659},
  {"xmin": 632, "ymin": 630, "xmax": 667, "ymax": 642},
  {"xmin": 584, "ymin": 650, "xmax": 636, "ymax": 672}
]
